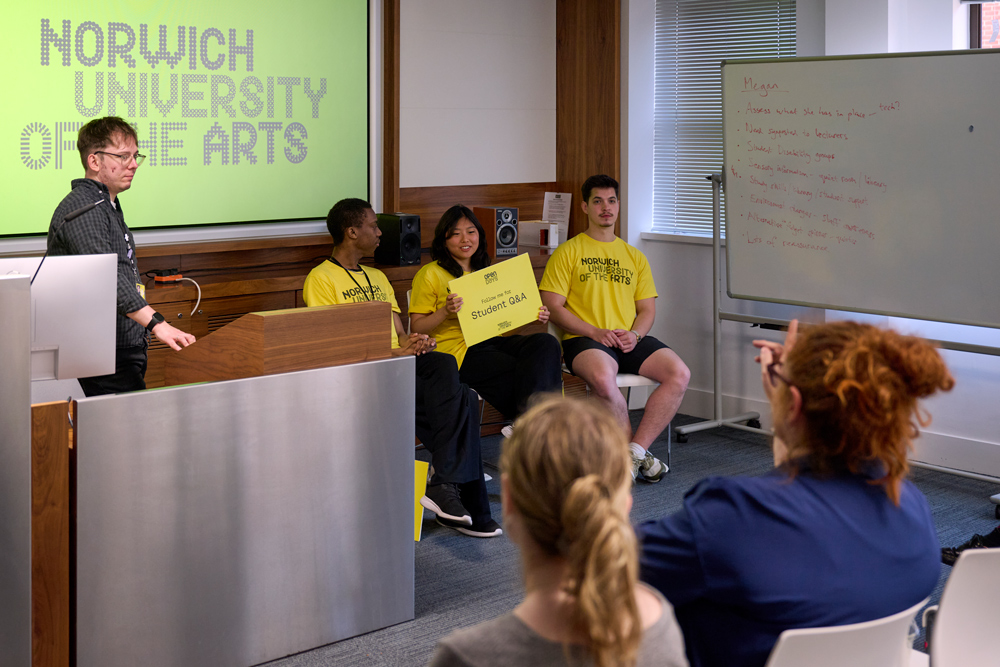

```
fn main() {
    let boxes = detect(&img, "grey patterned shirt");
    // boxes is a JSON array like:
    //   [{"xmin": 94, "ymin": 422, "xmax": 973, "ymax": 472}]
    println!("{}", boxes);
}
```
[{"xmin": 48, "ymin": 178, "xmax": 148, "ymax": 348}]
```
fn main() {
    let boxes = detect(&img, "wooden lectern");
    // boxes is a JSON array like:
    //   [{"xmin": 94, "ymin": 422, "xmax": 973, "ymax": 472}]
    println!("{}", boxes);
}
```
[{"xmin": 165, "ymin": 301, "xmax": 391, "ymax": 386}]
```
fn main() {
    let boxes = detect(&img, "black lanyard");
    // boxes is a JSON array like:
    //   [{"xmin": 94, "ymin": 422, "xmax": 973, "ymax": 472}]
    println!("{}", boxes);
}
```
[{"xmin": 328, "ymin": 257, "xmax": 375, "ymax": 301}]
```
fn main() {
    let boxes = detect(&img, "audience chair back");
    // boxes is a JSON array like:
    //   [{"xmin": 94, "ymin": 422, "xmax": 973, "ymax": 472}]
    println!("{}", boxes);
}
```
[
  {"xmin": 764, "ymin": 598, "xmax": 928, "ymax": 667},
  {"xmin": 928, "ymin": 548, "xmax": 1000, "ymax": 666}
]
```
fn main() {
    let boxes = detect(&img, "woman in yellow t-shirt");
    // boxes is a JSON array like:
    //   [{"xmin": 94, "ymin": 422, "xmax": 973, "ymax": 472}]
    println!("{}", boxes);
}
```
[{"xmin": 409, "ymin": 205, "xmax": 562, "ymax": 430}]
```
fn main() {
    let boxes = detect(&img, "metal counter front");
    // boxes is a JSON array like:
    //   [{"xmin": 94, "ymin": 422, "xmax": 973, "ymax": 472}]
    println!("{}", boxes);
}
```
[
  {"xmin": 74, "ymin": 356, "xmax": 416, "ymax": 666},
  {"xmin": 0, "ymin": 275, "xmax": 32, "ymax": 667}
]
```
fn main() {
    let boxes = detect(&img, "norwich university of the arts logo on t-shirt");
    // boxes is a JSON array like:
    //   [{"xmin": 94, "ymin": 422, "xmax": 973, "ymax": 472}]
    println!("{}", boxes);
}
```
[
  {"xmin": 342, "ymin": 285, "xmax": 390, "ymax": 302},
  {"xmin": 578, "ymin": 257, "xmax": 634, "ymax": 285}
]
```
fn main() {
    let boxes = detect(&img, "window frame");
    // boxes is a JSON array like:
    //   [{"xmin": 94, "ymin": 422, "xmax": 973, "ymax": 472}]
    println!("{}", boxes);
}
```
[{"xmin": 652, "ymin": 0, "xmax": 797, "ymax": 239}]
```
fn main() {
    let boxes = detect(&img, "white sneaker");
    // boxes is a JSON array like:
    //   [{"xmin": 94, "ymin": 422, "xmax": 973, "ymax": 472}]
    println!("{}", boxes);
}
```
[{"xmin": 637, "ymin": 451, "xmax": 668, "ymax": 483}]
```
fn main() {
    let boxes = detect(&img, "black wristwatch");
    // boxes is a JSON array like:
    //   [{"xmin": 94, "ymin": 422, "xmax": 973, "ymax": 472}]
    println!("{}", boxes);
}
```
[
  {"xmin": 630, "ymin": 330, "xmax": 643, "ymax": 344},
  {"xmin": 146, "ymin": 311, "xmax": 166, "ymax": 332}
]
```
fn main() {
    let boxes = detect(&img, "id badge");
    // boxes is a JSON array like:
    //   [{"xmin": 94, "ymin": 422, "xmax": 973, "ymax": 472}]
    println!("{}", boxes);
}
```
[{"xmin": 137, "ymin": 283, "xmax": 146, "ymax": 300}]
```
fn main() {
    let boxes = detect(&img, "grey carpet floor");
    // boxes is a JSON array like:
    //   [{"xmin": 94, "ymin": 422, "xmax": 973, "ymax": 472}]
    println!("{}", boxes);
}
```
[{"xmin": 265, "ymin": 412, "xmax": 999, "ymax": 666}]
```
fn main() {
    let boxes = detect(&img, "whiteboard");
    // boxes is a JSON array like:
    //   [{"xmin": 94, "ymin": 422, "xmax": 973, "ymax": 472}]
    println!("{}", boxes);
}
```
[{"xmin": 723, "ymin": 51, "xmax": 1000, "ymax": 328}]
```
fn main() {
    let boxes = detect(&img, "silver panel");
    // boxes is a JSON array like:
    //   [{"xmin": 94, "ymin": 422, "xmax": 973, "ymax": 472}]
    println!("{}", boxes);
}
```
[
  {"xmin": 76, "ymin": 357, "xmax": 416, "ymax": 666},
  {"xmin": 0, "ymin": 275, "xmax": 32, "ymax": 667}
]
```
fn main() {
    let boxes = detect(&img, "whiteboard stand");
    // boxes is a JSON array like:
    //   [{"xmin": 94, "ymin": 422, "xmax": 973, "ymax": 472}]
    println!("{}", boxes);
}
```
[
  {"xmin": 674, "ymin": 173, "xmax": 767, "ymax": 443},
  {"xmin": 674, "ymin": 185, "xmax": 1000, "ymax": 509}
]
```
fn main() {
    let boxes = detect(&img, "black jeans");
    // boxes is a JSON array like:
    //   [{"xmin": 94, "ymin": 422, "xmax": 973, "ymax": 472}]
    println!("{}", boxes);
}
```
[
  {"xmin": 78, "ymin": 343, "xmax": 148, "ymax": 396},
  {"xmin": 459, "ymin": 333, "xmax": 563, "ymax": 420},
  {"xmin": 415, "ymin": 351, "xmax": 492, "ymax": 522}
]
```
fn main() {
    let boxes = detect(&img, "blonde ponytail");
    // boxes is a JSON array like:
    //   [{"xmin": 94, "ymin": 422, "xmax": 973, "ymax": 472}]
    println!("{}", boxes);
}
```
[{"xmin": 502, "ymin": 396, "xmax": 642, "ymax": 667}]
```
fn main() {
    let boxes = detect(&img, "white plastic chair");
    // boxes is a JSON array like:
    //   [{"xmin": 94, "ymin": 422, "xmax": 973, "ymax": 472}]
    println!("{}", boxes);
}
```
[
  {"xmin": 910, "ymin": 548, "xmax": 1000, "ymax": 667},
  {"xmin": 764, "ymin": 597, "xmax": 928, "ymax": 667},
  {"xmin": 547, "ymin": 322, "xmax": 670, "ymax": 468}
]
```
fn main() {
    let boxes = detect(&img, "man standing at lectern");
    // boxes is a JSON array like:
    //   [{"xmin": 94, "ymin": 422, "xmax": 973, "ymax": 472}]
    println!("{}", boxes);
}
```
[
  {"xmin": 47, "ymin": 116, "xmax": 195, "ymax": 396},
  {"xmin": 303, "ymin": 198, "xmax": 501, "ymax": 538}
]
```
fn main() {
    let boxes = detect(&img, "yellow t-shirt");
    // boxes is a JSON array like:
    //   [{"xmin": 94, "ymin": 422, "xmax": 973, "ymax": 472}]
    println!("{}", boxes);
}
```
[
  {"xmin": 538, "ymin": 233, "xmax": 657, "ymax": 340},
  {"xmin": 302, "ymin": 259, "xmax": 401, "ymax": 348},
  {"xmin": 409, "ymin": 261, "xmax": 470, "ymax": 367}
]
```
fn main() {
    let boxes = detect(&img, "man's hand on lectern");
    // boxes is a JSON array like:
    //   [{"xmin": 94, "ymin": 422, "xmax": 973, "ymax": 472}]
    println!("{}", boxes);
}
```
[{"xmin": 152, "ymin": 321, "xmax": 196, "ymax": 351}]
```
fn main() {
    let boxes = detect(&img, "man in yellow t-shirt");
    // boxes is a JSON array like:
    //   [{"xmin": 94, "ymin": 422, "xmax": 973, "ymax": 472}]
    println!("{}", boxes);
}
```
[
  {"xmin": 540, "ymin": 175, "xmax": 690, "ymax": 483},
  {"xmin": 303, "ymin": 198, "xmax": 500, "ymax": 538}
]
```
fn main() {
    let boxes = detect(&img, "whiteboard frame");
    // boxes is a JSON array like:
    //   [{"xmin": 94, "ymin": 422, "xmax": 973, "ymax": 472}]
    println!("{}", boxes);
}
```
[{"xmin": 721, "ymin": 49, "xmax": 1000, "ymax": 330}]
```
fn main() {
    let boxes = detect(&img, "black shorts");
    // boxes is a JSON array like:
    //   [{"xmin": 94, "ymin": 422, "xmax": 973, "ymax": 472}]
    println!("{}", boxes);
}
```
[{"xmin": 561, "ymin": 335, "xmax": 669, "ymax": 376}]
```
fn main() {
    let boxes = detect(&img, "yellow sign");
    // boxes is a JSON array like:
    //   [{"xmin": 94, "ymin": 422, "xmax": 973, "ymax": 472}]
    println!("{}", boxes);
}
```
[
  {"xmin": 414, "ymin": 459, "xmax": 429, "ymax": 542},
  {"xmin": 449, "ymin": 254, "xmax": 543, "ymax": 347}
]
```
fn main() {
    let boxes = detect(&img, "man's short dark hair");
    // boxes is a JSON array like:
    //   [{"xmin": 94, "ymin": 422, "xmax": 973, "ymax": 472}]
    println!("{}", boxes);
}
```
[
  {"xmin": 581, "ymin": 175, "xmax": 620, "ymax": 203},
  {"xmin": 327, "ymin": 198, "xmax": 373, "ymax": 245},
  {"xmin": 77, "ymin": 117, "xmax": 139, "ymax": 170}
]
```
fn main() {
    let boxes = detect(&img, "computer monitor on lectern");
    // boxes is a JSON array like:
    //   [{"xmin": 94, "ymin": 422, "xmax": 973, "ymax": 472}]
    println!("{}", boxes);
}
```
[{"xmin": 0, "ymin": 254, "xmax": 116, "ymax": 380}]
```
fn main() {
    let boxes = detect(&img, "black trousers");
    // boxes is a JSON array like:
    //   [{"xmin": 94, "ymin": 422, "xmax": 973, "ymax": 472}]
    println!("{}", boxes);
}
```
[
  {"xmin": 78, "ymin": 343, "xmax": 148, "ymax": 397},
  {"xmin": 459, "ymin": 333, "xmax": 563, "ymax": 420},
  {"xmin": 415, "ymin": 351, "xmax": 491, "ymax": 522}
]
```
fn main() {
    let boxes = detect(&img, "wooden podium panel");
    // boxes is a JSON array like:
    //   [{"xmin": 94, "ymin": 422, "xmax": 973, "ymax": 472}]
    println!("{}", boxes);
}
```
[
  {"xmin": 31, "ymin": 401, "xmax": 71, "ymax": 667},
  {"xmin": 165, "ymin": 301, "xmax": 391, "ymax": 386}
]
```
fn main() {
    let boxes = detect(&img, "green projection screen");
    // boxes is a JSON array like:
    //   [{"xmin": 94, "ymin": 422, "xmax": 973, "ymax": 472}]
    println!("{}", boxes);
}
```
[{"xmin": 2, "ymin": 1, "xmax": 368, "ymax": 237}]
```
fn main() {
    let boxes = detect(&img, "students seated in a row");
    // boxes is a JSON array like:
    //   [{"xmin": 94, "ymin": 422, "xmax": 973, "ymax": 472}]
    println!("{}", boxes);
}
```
[
  {"xmin": 639, "ymin": 320, "xmax": 952, "ymax": 667},
  {"xmin": 409, "ymin": 205, "xmax": 563, "ymax": 434},
  {"xmin": 303, "ymin": 198, "xmax": 500, "ymax": 538},
  {"xmin": 429, "ymin": 395, "xmax": 689, "ymax": 667},
  {"xmin": 414, "ymin": 174, "xmax": 689, "ymax": 485},
  {"xmin": 540, "ymin": 175, "xmax": 689, "ymax": 482}
]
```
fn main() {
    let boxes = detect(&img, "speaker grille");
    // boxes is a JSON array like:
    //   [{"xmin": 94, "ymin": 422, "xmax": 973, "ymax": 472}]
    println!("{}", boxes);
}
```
[{"xmin": 375, "ymin": 213, "xmax": 422, "ymax": 265}]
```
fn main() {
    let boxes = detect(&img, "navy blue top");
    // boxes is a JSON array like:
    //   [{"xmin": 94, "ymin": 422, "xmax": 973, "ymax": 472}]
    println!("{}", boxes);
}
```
[{"xmin": 637, "ymin": 464, "xmax": 940, "ymax": 667}]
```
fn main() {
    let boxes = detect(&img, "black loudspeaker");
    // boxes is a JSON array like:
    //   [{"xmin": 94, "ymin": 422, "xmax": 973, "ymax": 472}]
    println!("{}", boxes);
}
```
[
  {"xmin": 375, "ymin": 213, "xmax": 421, "ymax": 266},
  {"xmin": 473, "ymin": 206, "xmax": 518, "ymax": 259}
]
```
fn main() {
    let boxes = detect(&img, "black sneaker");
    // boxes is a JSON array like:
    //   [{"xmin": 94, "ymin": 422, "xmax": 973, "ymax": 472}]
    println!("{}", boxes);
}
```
[
  {"xmin": 436, "ymin": 516, "xmax": 503, "ymax": 538},
  {"xmin": 941, "ymin": 547, "xmax": 961, "ymax": 567},
  {"xmin": 941, "ymin": 525, "xmax": 1000, "ymax": 566},
  {"xmin": 421, "ymin": 483, "xmax": 472, "ymax": 526}
]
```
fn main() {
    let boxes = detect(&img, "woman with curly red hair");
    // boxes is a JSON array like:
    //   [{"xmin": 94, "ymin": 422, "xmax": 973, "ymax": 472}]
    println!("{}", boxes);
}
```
[{"xmin": 638, "ymin": 320, "xmax": 954, "ymax": 667}]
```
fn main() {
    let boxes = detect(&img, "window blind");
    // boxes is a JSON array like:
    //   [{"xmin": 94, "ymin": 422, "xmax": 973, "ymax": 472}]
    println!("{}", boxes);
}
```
[{"xmin": 653, "ymin": 0, "xmax": 796, "ymax": 237}]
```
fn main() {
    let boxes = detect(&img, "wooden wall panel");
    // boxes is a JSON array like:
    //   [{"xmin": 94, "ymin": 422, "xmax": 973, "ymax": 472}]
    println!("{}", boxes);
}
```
[
  {"xmin": 136, "ymin": 236, "xmax": 331, "ymax": 281},
  {"xmin": 383, "ymin": 0, "xmax": 401, "ymax": 212},
  {"xmin": 31, "ymin": 401, "xmax": 72, "ymax": 667},
  {"xmin": 399, "ymin": 182, "xmax": 557, "ymax": 248},
  {"xmin": 555, "ymin": 0, "xmax": 621, "ymax": 239}
]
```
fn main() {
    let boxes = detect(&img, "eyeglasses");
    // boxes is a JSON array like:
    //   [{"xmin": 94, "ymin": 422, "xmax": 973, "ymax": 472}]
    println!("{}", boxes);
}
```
[
  {"xmin": 767, "ymin": 361, "xmax": 795, "ymax": 388},
  {"xmin": 95, "ymin": 151, "xmax": 146, "ymax": 167}
]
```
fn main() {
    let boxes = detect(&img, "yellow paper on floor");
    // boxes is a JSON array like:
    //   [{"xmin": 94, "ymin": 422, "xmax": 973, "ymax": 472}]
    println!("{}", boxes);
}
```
[
  {"xmin": 449, "ymin": 253, "xmax": 542, "ymax": 347},
  {"xmin": 414, "ymin": 459, "xmax": 429, "ymax": 541}
]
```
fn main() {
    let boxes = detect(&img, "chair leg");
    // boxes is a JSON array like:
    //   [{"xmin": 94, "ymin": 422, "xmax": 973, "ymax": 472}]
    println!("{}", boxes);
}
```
[{"xmin": 666, "ymin": 420, "xmax": 672, "ymax": 470}]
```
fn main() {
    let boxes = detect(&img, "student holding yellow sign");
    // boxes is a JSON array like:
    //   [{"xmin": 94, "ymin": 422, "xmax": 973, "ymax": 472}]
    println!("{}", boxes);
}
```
[{"xmin": 409, "ymin": 205, "xmax": 562, "ymax": 430}]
